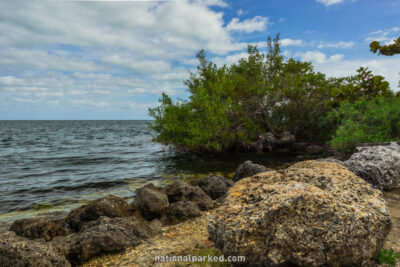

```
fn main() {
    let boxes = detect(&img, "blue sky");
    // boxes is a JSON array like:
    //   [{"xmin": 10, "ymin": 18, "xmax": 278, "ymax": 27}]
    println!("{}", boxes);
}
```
[{"xmin": 0, "ymin": 0, "xmax": 399, "ymax": 120}]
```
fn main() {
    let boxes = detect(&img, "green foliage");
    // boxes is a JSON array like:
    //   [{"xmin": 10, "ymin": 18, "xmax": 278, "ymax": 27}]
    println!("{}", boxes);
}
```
[
  {"xmin": 149, "ymin": 34, "xmax": 395, "ymax": 153},
  {"xmin": 370, "ymin": 37, "xmax": 400, "ymax": 56},
  {"xmin": 328, "ymin": 95, "xmax": 400, "ymax": 154},
  {"xmin": 370, "ymin": 37, "xmax": 400, "ymax": 88},
  {"xmin": 374, "ymin": 248, "xmax": 400, "ymax": 266}
]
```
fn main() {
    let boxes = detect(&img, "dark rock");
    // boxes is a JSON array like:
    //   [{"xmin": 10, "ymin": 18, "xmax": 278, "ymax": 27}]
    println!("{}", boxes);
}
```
[
  {"xmin": 192, "ymin": 175, "xmax": 234, "ymax": 200},
  {"xmin": 134, "ymin": 185, "xmax": 169, "ymax": 220},
  {"xmin": 0, "ymin": 231, "xmax": 70, "ymax": 267},
  {"xmin": 10, "ymin": 217, "xmax": 67, "ymax": 241},
  {"xmin": 66, "ymin": 194, "xmax": 131, "ymax": 230},
  {"xmin": 165, "ymin": 181, "xmax": 215, "ymax": 211},
  {"xmin": 277, "ymin": 131, "xmax": 296, "ymax": 146},
  {"xmin": 233, "ymin": 160, "xmax": 270, "ymax": 182},
  {"xmin": 344, "ymin": 146, "xmax": 400, "ymax": 191},
  {"xmin": 161, "ymin": 201, "xmax": 202, "ymax": 225},
  {"xmin": 208, "ymin": 161, "xmax": 391, "ymax": 266},
  {"xmin": 305, "ymin": 144, "xmax": 325, "ymax": 155},
  {"xmin": 52, "ymin": 216, "xmax": 161, "ymax": 266}
]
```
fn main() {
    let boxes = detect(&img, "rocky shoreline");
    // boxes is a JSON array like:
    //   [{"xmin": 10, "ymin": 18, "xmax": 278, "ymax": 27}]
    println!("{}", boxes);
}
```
[{"xmin": 1, "ymin": 145, "xmax": 400, "ymax": 266}]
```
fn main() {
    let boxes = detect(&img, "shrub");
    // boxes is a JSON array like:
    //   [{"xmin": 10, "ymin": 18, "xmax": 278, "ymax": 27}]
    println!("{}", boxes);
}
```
[
  {"xmin": 149, "ymin": 35, "xmax": 394, "ymax": 153},
  {"xmin": 329, "ymin": 95, "xmax": 400, "ymax": 154},
  {"xmin": 374, "ymin": 248, "xmax": 400, "ymax": 266}
]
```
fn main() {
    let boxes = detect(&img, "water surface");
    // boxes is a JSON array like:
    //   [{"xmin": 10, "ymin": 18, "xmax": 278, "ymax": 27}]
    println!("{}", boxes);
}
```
[{"xmin": 0, "ymin": 120, "xmax": 295, "ymax": 228}]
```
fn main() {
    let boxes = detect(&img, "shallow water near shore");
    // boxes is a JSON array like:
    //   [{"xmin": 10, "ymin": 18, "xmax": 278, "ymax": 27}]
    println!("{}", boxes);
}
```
[{"xmin": 0, "ymin": 120, "xmax": 296, "ymax": 230}]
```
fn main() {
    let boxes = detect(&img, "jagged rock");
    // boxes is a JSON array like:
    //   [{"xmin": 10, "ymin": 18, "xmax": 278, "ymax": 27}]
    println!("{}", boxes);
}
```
[
  {"xmin": 165, "ymin": 181, "xmax": 215, "ymax": 211},
  {"xmin": 66, "ymin": 194, "xmax": 132, "ymax": 230},
  {"xmin": 233, "ymin": 160, "xmax": 270, "ymax": 182},
  {"xmin": 344, "ymin": 146, "xmax": 400, "ymax": 191},
  {"xmin": 192, "ymin": 175, "xmax": 234, "ymax": 200},
  {"xmin": 52, "ymin": 216, "xmax": 161, "ymax": 266},
  {"xmin": 0, "ymin": 231, "xmax": 70, "ymax": 267},
  {"xmin": 134, "ymin": 185, "xmax": 169, "ymax": 220},
  {"xmin": 161, "ymin": 201, "xmax": 202, "ymax": 225},
  {"xmin": 208, "ymin": 161, "xmax": 391, "ymax": 267},
  {"xmin": 10, "ymin": 216, "xmax": 67, "ymax": 241},
  {"xmin": 277, "ymin": 131, "xmax": 296, "ymax": 146}
]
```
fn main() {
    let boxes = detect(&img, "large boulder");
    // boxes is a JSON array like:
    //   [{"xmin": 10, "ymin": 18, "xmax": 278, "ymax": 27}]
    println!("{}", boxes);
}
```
[
  {"xmin": 161, "ymin": 201, "xmax": 202, "ymax": 225},
  {"xmin": 165, "ymin": 181, "xmax": 215, "ymax": 211},
  {"xmin": 134, "ymin": 184, "xmax": 169, "ymax": 220},
  {"xmin": 0, "ymin": 231, "xmax": 70, "ymax": 267},
  {"xmin": 208, "ymin": 161, "xmax": 391, "ymax": 267},
  {"xmin": 66, "ymin": 194, "xmax": 132, "ymax": 230},
  {"xmin": 344, "ymin": 146, "xmax": 400, "ymax": 191},
  {"xmin": 52, "ymin": 216, "xmax": 161, "ymax": 266},
  {"xmin": 10, "ymin": 216, "xmax": 67, "ymax": 241},
  {"xmin": 233, "ymin": 160, "xmax": 270, "ymax": 182},
  {"xmin": 192, "ymin": 175, "xmax": 234, "ymax": 200}
]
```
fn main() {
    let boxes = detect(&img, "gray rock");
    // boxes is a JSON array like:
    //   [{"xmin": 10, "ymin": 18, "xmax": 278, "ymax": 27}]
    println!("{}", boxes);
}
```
[
  {"xmin": 317, "ymin": 157, "xmax": 345, "ymax": 166},
  {"xmin": 208, "ymin": 160, "xmax": 391, "ymax": 267},
  {"xmin": 165, "ymin": 181, "xmax": 215, "ymax": 211},
  {"xmin": 161, "ymin": 201, "xmax": 202, "ymax": 225},
  {"xmin": 344, "ymin": 146, "xmax": 400, "ymax": 190},
  {"xmin": 10, "ymin": 216, "xmax": 68, "ymax": 242},
  {"xmin": 277, "ymin": 131, "xmax": 296, "ymax": 146},
  {"xmin": 192, "ymin": 175, "xmax": 234, "ymax": 200},
  {"xmin": 66, "ymin": 194, "xmax": 132, "ymax": 230},
  {"xmin": 52, "ymin": 216, "xmax": 161, "ymax": 266},
  {"xmin": 0, "ymin": 231, "xmax": 70, "ymax": 267},
  {"xmin": 134, "ymin": 185, "xmax": 169, "ymax": 220},
  {"xmin": 233, "ymin": 160, "xmax": 270, "ymax": 182}
]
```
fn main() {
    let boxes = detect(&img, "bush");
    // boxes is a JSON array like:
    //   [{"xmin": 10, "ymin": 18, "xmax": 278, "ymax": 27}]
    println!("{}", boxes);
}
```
[
  {"xmin": 374, "ymin": 248, "xmax": 400, "ymax": 266},
  {"xmin": 149, "ymin": 35, "xmax": 394, "ymax": 153},
  {"xmin": 329, "ymin": 95, "xmax": 400, "ymax": 154}
]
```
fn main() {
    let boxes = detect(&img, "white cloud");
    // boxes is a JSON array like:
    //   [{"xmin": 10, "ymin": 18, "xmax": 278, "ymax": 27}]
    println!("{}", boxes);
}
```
[
  {"xmin": 280, "ymin": 39, "xmax": 304, "ymax": 47},
  {"xmin": 212, "ymin": 52, "xmax": 249, "ymax": 66},
  {"xmin": 227, "ymin": 16, "xmax": 268, "ymax": 33},
  {"xmin": 317, "ymin": 41, "xmax": 354, "ymax": 49},
  {"xmin": 296, "ymin": 50, "xmax": 344, "ymax": 64},
  {"xmin": 102, "ymin": 55, "xmax": 171, "ymax": 74},
  {"xmin": 70, "ymin": 100, "xmax": 111, "ymax": 108},
  {"xmin": 365, "ymin": 27, "xmax": 400, "ymax": 44},
  {"xmin": 295, "ymin": 51, "xmax": 400, "ymax": 90},
  {"xmin": 316, "ymin": 0, "xmax": 344, "ymax": 6}
]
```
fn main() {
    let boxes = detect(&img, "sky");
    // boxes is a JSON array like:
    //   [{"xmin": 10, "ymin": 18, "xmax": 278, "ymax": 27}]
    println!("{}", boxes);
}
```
[{"xmin": 0, "ymin": 0, "xmax": 399, "ymax": 120}]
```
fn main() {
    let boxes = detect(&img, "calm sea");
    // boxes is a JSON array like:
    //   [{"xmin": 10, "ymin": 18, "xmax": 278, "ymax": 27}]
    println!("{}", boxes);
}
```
[{"xmin": 0, "ymin": 120, "xmax": 295, "ymax": 229}]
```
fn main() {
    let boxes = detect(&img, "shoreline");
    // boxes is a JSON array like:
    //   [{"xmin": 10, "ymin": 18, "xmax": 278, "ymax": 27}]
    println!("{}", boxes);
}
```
[{"xmin": 1, "ymin": 145, "xmax": 399, "ymax": 266}]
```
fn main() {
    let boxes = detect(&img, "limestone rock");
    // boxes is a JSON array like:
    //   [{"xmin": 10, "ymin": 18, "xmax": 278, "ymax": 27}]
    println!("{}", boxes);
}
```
[
  {"xmin": 344, "ymin": 146, "xmax": 400, "ymax": 191},
  {"xmin": 134, "ymin": 185, "xmax": 169, "ymax": 220},
  {"xmin": 165, "ymin": 181, "xmax": 215, "ymax": 211},
  {"xmin": 233, "ymin": 160, "xmax": 270, "ymax": 182},
  {"xmin": 0, "ymin": 231, "xmax": 70, "ymax": 267},
  {"xmin": 161, "ymin": 201, "xmax": 202, "ymax": 225},
  {"xmin": 208, "ymin": 161, "xmax": 391, "ymax": 267},
  {"xmin": 52, "ymin": 216, "xmax": 161, "ymax": 266},
  {"xmin": 66, "ymin": 194, "xmax": 132, "ymax": 230},
  {"xmin": 192, "ymin": 175, "xmax": 234, "ymax": 200},
  {"xmin": 10, "ymin": 216, "xmax": 67, "ymax": 241}
]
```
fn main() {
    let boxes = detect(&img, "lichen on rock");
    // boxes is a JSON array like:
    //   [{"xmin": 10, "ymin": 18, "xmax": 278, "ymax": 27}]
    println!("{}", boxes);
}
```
[{"xmin": 208, "ymin": 160, "xmax": 392, "ymax": 266}]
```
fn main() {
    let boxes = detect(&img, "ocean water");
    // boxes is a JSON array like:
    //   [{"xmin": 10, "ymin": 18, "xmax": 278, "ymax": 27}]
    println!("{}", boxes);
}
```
[{"xmin": 0, "ymin": 120, "xmax": 295, "ymax": 228}]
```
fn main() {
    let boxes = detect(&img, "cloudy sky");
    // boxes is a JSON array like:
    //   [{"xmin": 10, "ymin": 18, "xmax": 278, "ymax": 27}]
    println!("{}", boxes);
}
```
[{"xmin": 1, "ymin": 0, "xmax": 399, "ymax": 119}]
